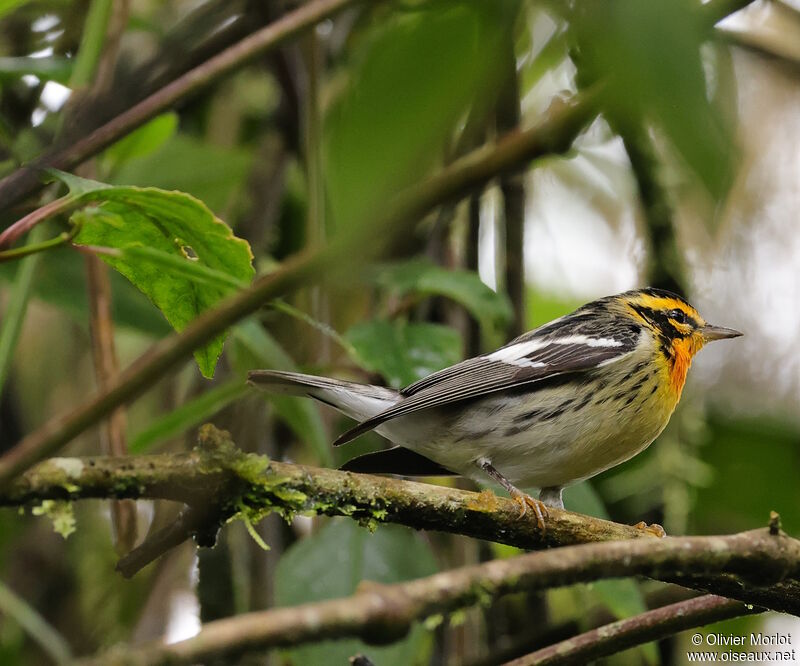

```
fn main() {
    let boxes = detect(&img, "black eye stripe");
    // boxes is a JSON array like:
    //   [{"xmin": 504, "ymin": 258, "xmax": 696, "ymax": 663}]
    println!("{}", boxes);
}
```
[{"xmin": 632, "ymin": 305, "xmax": 697, "ymax": 336}]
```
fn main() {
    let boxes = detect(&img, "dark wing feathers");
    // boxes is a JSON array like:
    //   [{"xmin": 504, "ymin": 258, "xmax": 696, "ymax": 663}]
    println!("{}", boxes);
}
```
[
  {"xmin": 333, "ymin": 331, "xmax": 639, "ymax": 446},
  {"xmin": 341, "ymin": 447, "xmax": 456, "ymax": 476}
]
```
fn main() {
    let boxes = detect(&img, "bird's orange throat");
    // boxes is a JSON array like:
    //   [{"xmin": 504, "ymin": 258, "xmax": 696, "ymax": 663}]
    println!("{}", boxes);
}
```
[{"xmin": 667, "ymin": 336, "xmax": 704, "ymax": 397}]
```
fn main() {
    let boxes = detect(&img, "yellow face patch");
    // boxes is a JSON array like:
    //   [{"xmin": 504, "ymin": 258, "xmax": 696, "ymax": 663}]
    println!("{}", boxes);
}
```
[{"xmin": 626, "ymin": 293, "xmax": 705, "ymax": 327}]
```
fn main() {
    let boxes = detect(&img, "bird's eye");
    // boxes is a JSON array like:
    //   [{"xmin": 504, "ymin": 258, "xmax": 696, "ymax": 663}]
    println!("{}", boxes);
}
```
[{"xmin": 669, "ymin": 309, "xmax": 688, "ymax": 325}]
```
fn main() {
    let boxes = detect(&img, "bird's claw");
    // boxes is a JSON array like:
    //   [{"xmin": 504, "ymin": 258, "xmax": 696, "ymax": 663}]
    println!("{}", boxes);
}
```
[
  {"xmin": 512, "ymin": 491, "xmax": 548, "ymax": 533},
  {"xmin": 633, "ymin": 521, "xmax": 666, "ymax": 538}
]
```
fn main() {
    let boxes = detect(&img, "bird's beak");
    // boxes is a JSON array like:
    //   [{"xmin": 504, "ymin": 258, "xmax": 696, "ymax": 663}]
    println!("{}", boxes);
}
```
[{"xmin": 700, "ymin": 324, "xmax": 743, "ymax": 341}]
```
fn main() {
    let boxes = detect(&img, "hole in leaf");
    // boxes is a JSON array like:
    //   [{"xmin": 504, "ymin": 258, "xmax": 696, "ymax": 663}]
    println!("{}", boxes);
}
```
[{"xmin": 180, "ymin": 244, "xmax": 198, "ymax": 261}]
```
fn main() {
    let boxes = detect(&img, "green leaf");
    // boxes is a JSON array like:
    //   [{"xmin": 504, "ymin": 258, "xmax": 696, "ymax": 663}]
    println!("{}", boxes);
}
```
[
  {"xmin": 0, "ymin": 57, "xmax": 72, "ymax": 84},
  {"xmin": 129, "ymin": 380, "xmax": 248, "ymax": 454},
  {"xmin": 325, "ymin": 3, "xmax": 514, "ymax": 226},
  {"xmin": 45, "ymin": 168, "xmax": 110, "ymax": 197},
  {"xmin": 0, "ymin": 0, "xmax": 31, "ymax": 20},
  {"xmin": 0, "ymin": 246, "xmax": 171, "ymax": 337},
  {"xmin": 49, "ymin": 171, "xmax": 255, "ymax": 377},
  {"xmin": 275, "ymin": 520, "xmax": 437, "ymax": 666},
  {"xmin": 572, "ymin": 0, "xmax": 736, "ymax": 199},
  {"xmin": 373, "ymin": 260, "xmax": 512, "ymax": 341},
  {"xmin": 346, "ymin": 319, "xmax": 461, "ymax": 389},
  {"xmin": 692, "ymin": 414, "xmax": 800, "ymax": 537},
  {"xmin": 232, "ymin": 320, "xmax": 332, "ymax": 466},
  {"xmin": 0, "ymin": 225, "xmax": 45, "ymax": 394},
  {"xmin": 102, "ymin": 113, "xmax": 178, "ymax": 170},
  {"xmin": 110, "ymin": 133, "xmax": 253, "ymax": 212},
  {"xmin": 113, "ymin": 246, "xmax": 247, "ymax": 291}
]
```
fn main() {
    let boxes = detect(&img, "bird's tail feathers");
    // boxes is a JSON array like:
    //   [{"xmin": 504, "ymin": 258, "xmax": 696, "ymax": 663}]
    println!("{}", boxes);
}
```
[{"xmin": 247, "ymin": 370, "xmax": 399, "ymax": 422}]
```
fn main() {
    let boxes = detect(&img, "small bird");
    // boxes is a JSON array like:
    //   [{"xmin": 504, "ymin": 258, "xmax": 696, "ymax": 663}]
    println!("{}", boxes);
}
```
[{"xmin": 248, "ymin": 288, "xmax": 741, "ymax": 530}]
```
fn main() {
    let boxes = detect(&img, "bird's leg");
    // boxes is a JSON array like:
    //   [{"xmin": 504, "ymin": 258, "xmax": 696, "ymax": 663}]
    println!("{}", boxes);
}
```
[
  {"xmin": 477, "ymin": 458, "xmax": 548, "ymax": 532},
  {"xmin": 539, "ymin": 486, "xmax": 564, "ymax": 510}
]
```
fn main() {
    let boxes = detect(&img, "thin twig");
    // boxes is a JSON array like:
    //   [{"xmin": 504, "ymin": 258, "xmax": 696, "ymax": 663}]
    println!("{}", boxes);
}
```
[
  {"xmin": 86, "ymin": 256, "xmax": 137, "ymax": 553},
  {"xmin": 0, "ymin": 0, "xmax": 366, "ymax": 214},
  {"xmin": 503, "ymin": 595, "xmax": 755, "ymax": 666},
  {"xmin": 0, "ymin": 91, "xmax": 601, "ymax": 486},
  {"xmin": 0, "ymin": 195, "xmax": 73, "ymax": 249}
]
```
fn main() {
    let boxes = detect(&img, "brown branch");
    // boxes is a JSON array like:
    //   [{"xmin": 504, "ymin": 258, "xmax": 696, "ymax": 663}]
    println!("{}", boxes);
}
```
[
  {"xmin": 504, "ymin": 595, "xmax": 756, "ymax": 666},
  {"xmin": 0, "ymin": 91, "xmax": 600, "ymax": 487},
  {"xmin": 74, "ymin": 513, "xmax": 796, "ymax": 665},
  {"xmin": 5, "ymin": 425, "xmax": 800, "ymax": 615},
  {"xmin": 86, "ymin": 256, "xmax": 137, "ymax": 554},
  {"xmin": 0, "ymin": 196, "xmax": 73, "ymax": 249},
  {"xmin": 0, "ymin": 0, "xmax": 365, "ymax": 214}
]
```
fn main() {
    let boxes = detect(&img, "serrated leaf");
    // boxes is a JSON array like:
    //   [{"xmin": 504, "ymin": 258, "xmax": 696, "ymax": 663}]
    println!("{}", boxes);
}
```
[
  {"xmin": 275, "ymin": 520, "xmax": 437, "ymax": 666},
  {"xmin": 346, "ymin": 319, "xmax": 461, "ymax": 389},
  {"xmin": 373, "ymin": 260, "xmax": 512, "ymax": 341},
  {"xmin": 49, "ymin": 171, "xmax": 254, "ymax": 377}
]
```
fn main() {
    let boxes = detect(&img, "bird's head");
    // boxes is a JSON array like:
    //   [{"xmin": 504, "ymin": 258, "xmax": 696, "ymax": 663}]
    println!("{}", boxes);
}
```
[{"xmin": 619, "ymin": 287, "xmax": 742, "ymax": 358}]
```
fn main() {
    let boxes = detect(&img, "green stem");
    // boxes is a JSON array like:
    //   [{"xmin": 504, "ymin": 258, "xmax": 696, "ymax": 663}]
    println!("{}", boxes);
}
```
[
  {"xmin": 70, "ymin": 0, "xmax": 114, "ymax": 88},
  {"xmin": 0, "ymin": 226, "xmax": 78, "ymax": 263},
  {"xmin": 0, "ymin": 225, "xmax": 47, "ymax": 394},
  {"xmin": 0, "ymin": 580, "xmax": 72, "ymax": 665}
]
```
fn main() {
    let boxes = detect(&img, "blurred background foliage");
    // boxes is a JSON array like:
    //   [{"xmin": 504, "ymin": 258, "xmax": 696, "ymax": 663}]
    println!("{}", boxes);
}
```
[{"xmin": 0, "ymin": 0, "xmax": 799, "ymax": 664}]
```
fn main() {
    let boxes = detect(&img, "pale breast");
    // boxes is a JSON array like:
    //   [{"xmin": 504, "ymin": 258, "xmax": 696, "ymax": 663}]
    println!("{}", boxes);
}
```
[{"xmin": 382, "ymin": 341, "xmax": 679, "ymax": 490}]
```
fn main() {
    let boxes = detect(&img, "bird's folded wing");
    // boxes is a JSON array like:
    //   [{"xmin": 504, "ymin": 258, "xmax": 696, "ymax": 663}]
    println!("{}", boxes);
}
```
[{"xmin": 333, "ymin": 333, "xmax": 638, "ymax": 446}]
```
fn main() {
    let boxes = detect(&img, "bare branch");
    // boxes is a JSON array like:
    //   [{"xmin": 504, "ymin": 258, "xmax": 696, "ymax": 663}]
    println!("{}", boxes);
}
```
[
  {"xmin": 504, "ymin": 595, "xmax": 756, "ymax": 666},
  {"xmin": 74, "ymin": 513, "xmax": 795, "ymax": 665}
]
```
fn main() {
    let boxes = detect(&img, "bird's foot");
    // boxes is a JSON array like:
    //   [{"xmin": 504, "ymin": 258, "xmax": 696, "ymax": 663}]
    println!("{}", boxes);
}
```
[
  {"xmin": 633, "ymin": 521, "xmax": 666, "ymax": 538},
  {"xmin": 510, "ymin": 488, "xmax": 548, "ymax": 533}
]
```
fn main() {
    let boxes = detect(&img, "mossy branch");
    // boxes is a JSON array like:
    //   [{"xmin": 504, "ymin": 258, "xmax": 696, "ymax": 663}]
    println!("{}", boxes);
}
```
[{"xmin": 4, "ymin": 425, "xmax": 800, "ymax": 616}]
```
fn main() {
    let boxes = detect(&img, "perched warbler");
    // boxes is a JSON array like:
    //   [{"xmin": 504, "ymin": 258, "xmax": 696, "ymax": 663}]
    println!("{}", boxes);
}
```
[{"xmin": 248, "ymin": 288, "xmax": 741, "ymax": 530}]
